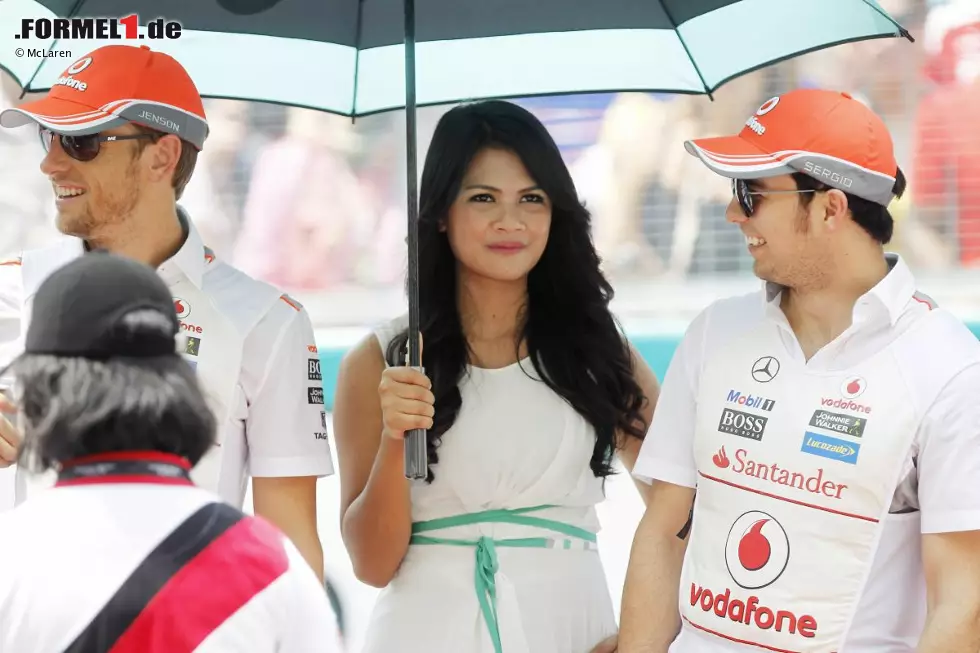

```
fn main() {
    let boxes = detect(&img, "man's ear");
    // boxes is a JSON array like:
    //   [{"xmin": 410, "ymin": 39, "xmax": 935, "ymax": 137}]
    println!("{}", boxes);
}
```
[
  {"xmin": 822, "ymin": 188, "xmax": 850, "ymax": 230},
  {"xmin": 143, "ymin": 134, "xmax": 181, "ymax": 186}
]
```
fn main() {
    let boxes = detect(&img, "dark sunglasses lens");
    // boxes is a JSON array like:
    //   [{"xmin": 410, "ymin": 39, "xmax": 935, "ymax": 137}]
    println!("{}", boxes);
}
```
[
  {"xmin": 61, "ymin": 134, "xmax": 100, "ymax": 161},
  {"xmin": 735, "ymin": 179, "xmax": 753, "ymax": 217}
]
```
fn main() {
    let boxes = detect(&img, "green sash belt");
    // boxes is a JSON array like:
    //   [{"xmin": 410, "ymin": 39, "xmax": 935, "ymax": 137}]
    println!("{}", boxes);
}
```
[{"xmin": 410, "ymin": 504, "xmax": 597, "ymax": 653}]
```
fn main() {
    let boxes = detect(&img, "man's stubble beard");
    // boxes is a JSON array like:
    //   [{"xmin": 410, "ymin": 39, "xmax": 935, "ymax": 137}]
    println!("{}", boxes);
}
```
[
  {"xmin": 56, "ymin": 164, "xmax": 142, "ymax": 240},
  {"xmin": 755, "ymin": 247, "xmax": 830, "ymax": 293},
  {"xmin": 753, "ymin": 208, "xmax": 828, "ymax": 290}
]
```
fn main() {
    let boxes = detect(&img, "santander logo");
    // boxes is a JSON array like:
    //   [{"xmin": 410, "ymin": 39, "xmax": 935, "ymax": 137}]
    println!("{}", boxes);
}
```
[
  {"xmin": 711, "ymin": 446, "xmax": 848, "ymax": 500},
  {"xmin": 713, "ymin": 447, "xmax": 731, "ymax": 468}
]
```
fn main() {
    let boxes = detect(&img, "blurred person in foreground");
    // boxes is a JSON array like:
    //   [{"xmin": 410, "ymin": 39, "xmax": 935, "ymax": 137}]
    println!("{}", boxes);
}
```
[
  {"xmin": 0, "ymin": 44, "xmax": 333, "ymax": 580},
  {"xmin": 332, "ymin": 100, "xmax": 659, "ymax": 653},
  {"xmin": 0, "ymin": 252, "xmax": 340, "ymax": 653},
  {"xmin": 618, "ymin": 88, "xmax": 980, "ymax": 653}
]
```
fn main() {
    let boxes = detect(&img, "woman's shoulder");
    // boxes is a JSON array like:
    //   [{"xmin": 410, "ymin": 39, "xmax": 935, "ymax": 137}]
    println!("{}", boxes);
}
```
[
  {"xmin": 337, "ymin": 314, "xmax": 408, "ymax": 380},
  {"xmin": 371, "ymin": 313, "xmax": 409, "ymax": 364}
]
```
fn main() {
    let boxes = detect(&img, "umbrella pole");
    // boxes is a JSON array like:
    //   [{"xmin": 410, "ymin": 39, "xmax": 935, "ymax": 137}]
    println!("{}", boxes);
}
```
[{"xmin": 403, "ymin": 0, "xmax": 428, "ymax": 480}]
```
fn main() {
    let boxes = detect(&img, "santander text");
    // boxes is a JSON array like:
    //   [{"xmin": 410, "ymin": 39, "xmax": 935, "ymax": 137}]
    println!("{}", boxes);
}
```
[{"xmin": 716, "ymin": 447, "xmax": 847, "ymax": 500}]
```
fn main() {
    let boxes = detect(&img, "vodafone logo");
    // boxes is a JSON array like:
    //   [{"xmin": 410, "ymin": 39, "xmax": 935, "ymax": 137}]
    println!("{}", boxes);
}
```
[
  {"xmin": 821, "ymin": 376, "xmax": 871, "ymax": 414},
  {"xmin": 688, "ymin": 512, "xmax": 818, "ymax": 639},
  {"xmin": 173, "ymin": 298, "xmax": 190, "ymax": 319},
  {"xmin": 840, "ymin": 376, "xmax": 866, "ymax": 399},
  {"xmin": 66, "ymin": 57, "xmax": 92, "ymax": 74},
  {"xmin": 725, "ymin": 511, "xmax": 789, "ymax": 590},
  {"xmin": 756, "ymin": 96, "xmax": 780, "ymax": 116}
]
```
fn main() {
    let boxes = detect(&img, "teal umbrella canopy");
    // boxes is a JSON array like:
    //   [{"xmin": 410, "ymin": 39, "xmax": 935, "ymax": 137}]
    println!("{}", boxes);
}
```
[{"xmin": 2, "ymin": 0, "xmax": 912, "ymax": 116}]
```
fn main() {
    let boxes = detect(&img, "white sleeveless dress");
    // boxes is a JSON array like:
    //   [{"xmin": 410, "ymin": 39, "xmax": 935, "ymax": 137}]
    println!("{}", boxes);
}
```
[{"xmin": 360, "ymin": 315, "xmax": 618, "ymax": 653}]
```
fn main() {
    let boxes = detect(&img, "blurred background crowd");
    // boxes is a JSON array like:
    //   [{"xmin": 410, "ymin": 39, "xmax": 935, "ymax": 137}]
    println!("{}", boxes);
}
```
[{"xmin": 2, "ymin": 0, "xmax": 978, "ymax": 329}]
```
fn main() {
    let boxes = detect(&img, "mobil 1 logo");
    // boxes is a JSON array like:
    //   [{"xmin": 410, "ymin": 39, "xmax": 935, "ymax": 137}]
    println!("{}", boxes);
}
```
[
  {"xmin": 726, "ymin": 389, "xmax": 775, "ymax": 412},
  {"xmin": 718, "ymin": 408, "xmax": 768, "ymax": 442}
]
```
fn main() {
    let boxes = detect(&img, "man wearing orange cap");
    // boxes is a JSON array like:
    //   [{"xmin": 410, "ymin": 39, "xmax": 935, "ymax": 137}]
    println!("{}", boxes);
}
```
[
  {"xmin": 0, "ymin": 45, "xmax": 333, "ymax": 584},
  {"xmin": 618, "ymin": 89, "xmax": 980, "ymax": 652}
]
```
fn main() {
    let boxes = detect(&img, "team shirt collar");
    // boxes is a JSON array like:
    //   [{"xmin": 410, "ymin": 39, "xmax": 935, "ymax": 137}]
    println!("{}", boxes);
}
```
[{"xmin": 763, "ymin": 253, "xmax": 915, "ymax": 329}]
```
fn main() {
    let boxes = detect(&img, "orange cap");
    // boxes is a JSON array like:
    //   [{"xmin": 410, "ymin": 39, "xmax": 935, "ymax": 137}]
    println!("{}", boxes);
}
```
[
  {"xmin": 0, "ymin": 44, "xmax": 208, "ymax": 150},
  {"xmin": 684, "ymin": 89, "xmax": 899, "ymax": 206}
]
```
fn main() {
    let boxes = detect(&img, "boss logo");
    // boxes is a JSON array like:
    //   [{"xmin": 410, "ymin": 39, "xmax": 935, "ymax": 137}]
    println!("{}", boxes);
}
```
[
  {"xmin": 308, "ymin": 358, "xmax": 321, "ymax": 381},
  {"xmin": 718, "ymin": 408, "xmax": 768, "ymax": 441}
]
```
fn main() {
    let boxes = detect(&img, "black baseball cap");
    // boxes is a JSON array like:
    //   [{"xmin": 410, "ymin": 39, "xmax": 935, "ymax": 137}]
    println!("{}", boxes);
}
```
[{"xmin": 25, "ymin": 251, "xmax": 179, "ymax": 359}]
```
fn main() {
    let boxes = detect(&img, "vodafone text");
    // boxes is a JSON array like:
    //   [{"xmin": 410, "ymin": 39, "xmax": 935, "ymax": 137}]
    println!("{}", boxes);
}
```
[
  {"xmin": 179, "ymin": 321, "xmax": 202, "ymax": 335},
  {"xmin": 712, "ymin": 447, "xmax": 847, "ymax": 499},
  {"xmin": 55, "ymin": 75, "xmax": 88, "ymax": 92},
  {"xmin": 820, "ymin": 397, "xmax": 871, "ymax": 414},
  {"xmin": 745, "ymin": 115, "xmax": 766, "ymax": 136},
  {"xmin": 690, "ymin": 584, "xmax": 817, "ymax": 638}
]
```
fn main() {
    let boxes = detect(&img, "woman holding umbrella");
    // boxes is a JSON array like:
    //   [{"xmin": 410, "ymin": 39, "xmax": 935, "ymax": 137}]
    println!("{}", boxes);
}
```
[{"xmin": 333, "ymin": 100, "xmax": 658, "ymax": 653}]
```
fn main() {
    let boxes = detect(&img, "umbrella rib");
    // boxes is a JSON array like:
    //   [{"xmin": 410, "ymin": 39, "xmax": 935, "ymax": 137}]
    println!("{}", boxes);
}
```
[
  {"xmin": 21, "ymin": 0, "xmax": 90, "ymax": 96},
  {"xmin": 351, "ymin": 0, "xmax": 366, "ymax": 119},
  {"xmin": 858, "ymin": 0, "xmax": 915, "ymax": 42},
  {"xmin": 660, "ymin": 2, "xmax": 713, "ymax": 101}
]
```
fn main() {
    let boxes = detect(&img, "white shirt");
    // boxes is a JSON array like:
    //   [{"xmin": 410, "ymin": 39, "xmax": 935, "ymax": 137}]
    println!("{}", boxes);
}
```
[
  {"xmin": 0, "ymin": 478, "xmax": 341, "ymax": 652},
  {"xmin": 634, "ymin": 254, "xmax": 980, "ymax": 653},
  {"xmin": 0, "ymin": 210, "xmax": 334, "ymax": 510}
]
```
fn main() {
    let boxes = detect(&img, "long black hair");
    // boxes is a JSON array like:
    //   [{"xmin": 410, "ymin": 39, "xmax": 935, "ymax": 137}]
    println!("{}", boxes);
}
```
[{"xmin": 386, "ymin": 100, "xmax": 648, "ymax": 482}]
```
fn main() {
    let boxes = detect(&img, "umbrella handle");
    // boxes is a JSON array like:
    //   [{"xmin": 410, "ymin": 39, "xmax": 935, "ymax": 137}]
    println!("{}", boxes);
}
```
[
  {"xmin": 404, "ymin": 427, "xmax": 428, "ymax": 480},
  {"xmin": 402, "ymin": 0, "xmax": 428, "ymax": 481},
  {"xmin": 403, "ymin": 359, "xmax": 427, "ymax": 480}
]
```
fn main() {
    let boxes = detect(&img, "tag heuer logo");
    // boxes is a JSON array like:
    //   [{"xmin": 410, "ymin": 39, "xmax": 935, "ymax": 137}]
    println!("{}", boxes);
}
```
[{"xmin": 751, "ymin": 356, "xmax": 780, "ymax": 383}]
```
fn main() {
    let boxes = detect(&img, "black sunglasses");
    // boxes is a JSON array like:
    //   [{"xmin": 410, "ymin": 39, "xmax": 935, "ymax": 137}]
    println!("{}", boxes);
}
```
[
  {"xmin": 39, "ymin": 127, "xmax": 157, "ymax": 162},
  {"xmin": 732, "ymin": 178, "xmax": 819, "ymax": 218}
]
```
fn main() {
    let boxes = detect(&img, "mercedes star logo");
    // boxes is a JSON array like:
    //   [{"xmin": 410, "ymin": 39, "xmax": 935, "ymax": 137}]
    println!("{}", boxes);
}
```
[{"xmin": 751, "ymin": 356, "xmax": 780, "ymax": 383}]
